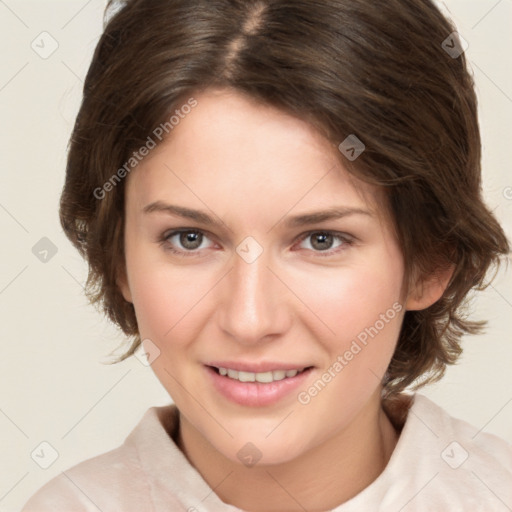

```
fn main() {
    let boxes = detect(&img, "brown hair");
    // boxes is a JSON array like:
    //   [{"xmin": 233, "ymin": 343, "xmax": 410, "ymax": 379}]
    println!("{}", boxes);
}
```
[{"xmin": 60, "ymin": 0, "xmax": 509, "ymax": 396}]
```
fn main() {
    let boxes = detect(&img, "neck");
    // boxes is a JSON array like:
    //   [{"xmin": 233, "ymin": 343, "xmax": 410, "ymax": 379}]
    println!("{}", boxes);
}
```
[{"xmin": 176, "ymin": 390, "xmax": 400, "ymax": 512}]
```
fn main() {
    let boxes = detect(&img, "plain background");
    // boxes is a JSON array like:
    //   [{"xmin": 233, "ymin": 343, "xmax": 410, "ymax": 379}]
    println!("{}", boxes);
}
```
[{"xmin": 1, "ymin": 0, "xmax": 511, "ymax": 510}]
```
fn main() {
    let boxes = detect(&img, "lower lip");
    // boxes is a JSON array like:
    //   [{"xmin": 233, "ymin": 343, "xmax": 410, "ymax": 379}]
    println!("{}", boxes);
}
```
[{"xmin": 205, "ymin": 366, "xmax": 313, "ymax": 407}]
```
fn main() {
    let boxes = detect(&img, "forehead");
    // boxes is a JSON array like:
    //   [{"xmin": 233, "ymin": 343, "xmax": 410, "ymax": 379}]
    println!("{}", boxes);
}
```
[{"xmin": 126, "ymin": 89, "xmax": 385, "ymax": 223}]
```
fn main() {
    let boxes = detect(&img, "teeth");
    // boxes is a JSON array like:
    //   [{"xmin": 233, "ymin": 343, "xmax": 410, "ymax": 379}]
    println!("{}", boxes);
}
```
[
  {"xmin": 227, "ymin": 369, "xmax": 238, "ymax": 379},
  {"xmin": 216, "ymin": 367, "xmax": 305, "ymax": 383},
  {"xmin": 272, "ymin": 370, "xmax": 286, "ymax": 381},
  {"xmin": 238, "ymin": 371, "xmax": 255, "ymax": 382},
  {"xmin": 255, "ymin": 371, "xmax": 273, "ymax": 383}
]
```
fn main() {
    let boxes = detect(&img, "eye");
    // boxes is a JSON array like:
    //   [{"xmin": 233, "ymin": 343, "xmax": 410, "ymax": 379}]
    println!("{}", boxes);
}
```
[
  {"xmin": 159, "ymin": 229, "xmax": 354, "ymax": 258},
  {"xmin": 295, "ymin": 231, "xmax": 353, "ymax": 256},
  {"xmin": 161, "ymin": 229, "xmax": 215, "ymax": 256}
]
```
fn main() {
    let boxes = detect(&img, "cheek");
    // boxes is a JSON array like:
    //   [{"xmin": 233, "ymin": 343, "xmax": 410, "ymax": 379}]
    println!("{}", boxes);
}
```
[
  {"xmin": 292, "ymin": 263, "xmax": 404, "ymax": 425},
  {"xmin": 302, "ymin": 262, "xmax": 404, "ymax": 339},
  {"xmin": 125, "ymin": 248, "xmax": 208, "ymax": 340},
  {"xmin": 297, "ymin": 251, "xmax": 405, "ymax": 388}
]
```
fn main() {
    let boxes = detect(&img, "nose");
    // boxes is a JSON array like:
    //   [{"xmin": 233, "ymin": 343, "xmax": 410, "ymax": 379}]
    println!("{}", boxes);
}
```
[{"xmin": 217, "ymin": 246, "xmax": 291, "ymax": 345}]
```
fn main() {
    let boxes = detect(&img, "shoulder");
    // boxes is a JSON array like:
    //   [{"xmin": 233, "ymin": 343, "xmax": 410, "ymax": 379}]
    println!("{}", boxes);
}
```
[
  {"xmin": 410, "ymin": 393, "xmax": 512, "ymax": 473},
  {"xmin": 20, "ymin": 444, "xmax": 143, "ymax": 512},
  {"xmin": 20, "ymin": 405, "xmax": 178, "ymax": 512},
  {"xmin": 341, "ymin": 393, "xmax": 512, "ymax": 511},
  {"xmin": 387, "ymin": 393, "xmax": 512, "ymax": 511}
]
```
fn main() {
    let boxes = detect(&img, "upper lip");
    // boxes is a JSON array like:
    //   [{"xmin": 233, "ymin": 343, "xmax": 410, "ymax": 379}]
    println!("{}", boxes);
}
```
[{"xmin": 206, "ymin": 361, "xmax": 313, "ymax": 373}]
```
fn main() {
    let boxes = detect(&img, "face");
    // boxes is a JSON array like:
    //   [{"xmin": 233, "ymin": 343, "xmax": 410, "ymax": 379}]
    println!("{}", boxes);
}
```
[{"xmin": 119, "ymin": 88, "xmax": 409, "ymax": 465}]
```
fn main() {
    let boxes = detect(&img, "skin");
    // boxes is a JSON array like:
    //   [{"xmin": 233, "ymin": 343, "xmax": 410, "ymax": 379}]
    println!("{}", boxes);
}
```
[{"xmin": 118, "ymin": 88, "xmax": 449, "ymax": 512}]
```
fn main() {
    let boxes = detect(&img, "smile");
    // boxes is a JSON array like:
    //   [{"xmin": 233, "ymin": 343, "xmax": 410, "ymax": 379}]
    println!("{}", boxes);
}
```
[
  {"xmin": 213, "ymin": 366, "xmax": 308, "ymax": 383},
  {"xmin": 205, "ymin": 363, "xmax": 314, "ymax": 407}
]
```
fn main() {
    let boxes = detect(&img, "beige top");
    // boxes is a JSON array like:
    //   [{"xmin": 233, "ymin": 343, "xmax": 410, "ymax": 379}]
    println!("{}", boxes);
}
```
[{"xmin": 21, "ymin": 394, "xmax": 512, "ymax": 511}]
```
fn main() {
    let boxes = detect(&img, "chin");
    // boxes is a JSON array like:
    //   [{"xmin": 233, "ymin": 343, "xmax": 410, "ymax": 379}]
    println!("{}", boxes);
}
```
[{"xmin": 218, "ymin": 429, "xmax": 312, "ymax": 468}]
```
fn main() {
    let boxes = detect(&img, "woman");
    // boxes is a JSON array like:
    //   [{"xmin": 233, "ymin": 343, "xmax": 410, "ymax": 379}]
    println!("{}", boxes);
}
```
[{"xmin": 22, "ymin": 0, "xmax": 512, "ymax": 510}]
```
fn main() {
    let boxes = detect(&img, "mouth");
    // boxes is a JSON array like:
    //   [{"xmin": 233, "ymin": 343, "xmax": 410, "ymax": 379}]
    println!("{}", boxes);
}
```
[
  {"xmin": 208, "ymin": 365, "xmax": 312, "ymax": 383},
  {"xmin": 205, "ymin": 363, "xmax": 315, "ymax": 407}
]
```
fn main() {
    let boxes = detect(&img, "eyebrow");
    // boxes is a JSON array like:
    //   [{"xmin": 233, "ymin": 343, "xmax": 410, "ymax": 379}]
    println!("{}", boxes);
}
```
[{"xmin": 142, "ymin": 201, "xmax": 372, "ymax": 228}]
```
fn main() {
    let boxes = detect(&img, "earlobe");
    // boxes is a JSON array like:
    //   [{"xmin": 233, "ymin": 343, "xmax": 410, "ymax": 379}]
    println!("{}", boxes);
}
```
[
  {"xmin": 405, "ymin": 264, "xmax": 455, "ymax": 311},
  {"xmin": 116, "ymin": 266, "xmax": 133, "ymax": 304}
]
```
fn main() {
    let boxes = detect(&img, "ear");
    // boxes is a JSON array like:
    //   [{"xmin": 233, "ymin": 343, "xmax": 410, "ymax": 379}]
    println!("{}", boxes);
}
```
[
  {"xmin": 116, "ymin": 263, "xmax": 133, "ymax": 304},
  {"xmin": 405, "ymin": 264, "xmax": 455, "ymax": 311}
]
